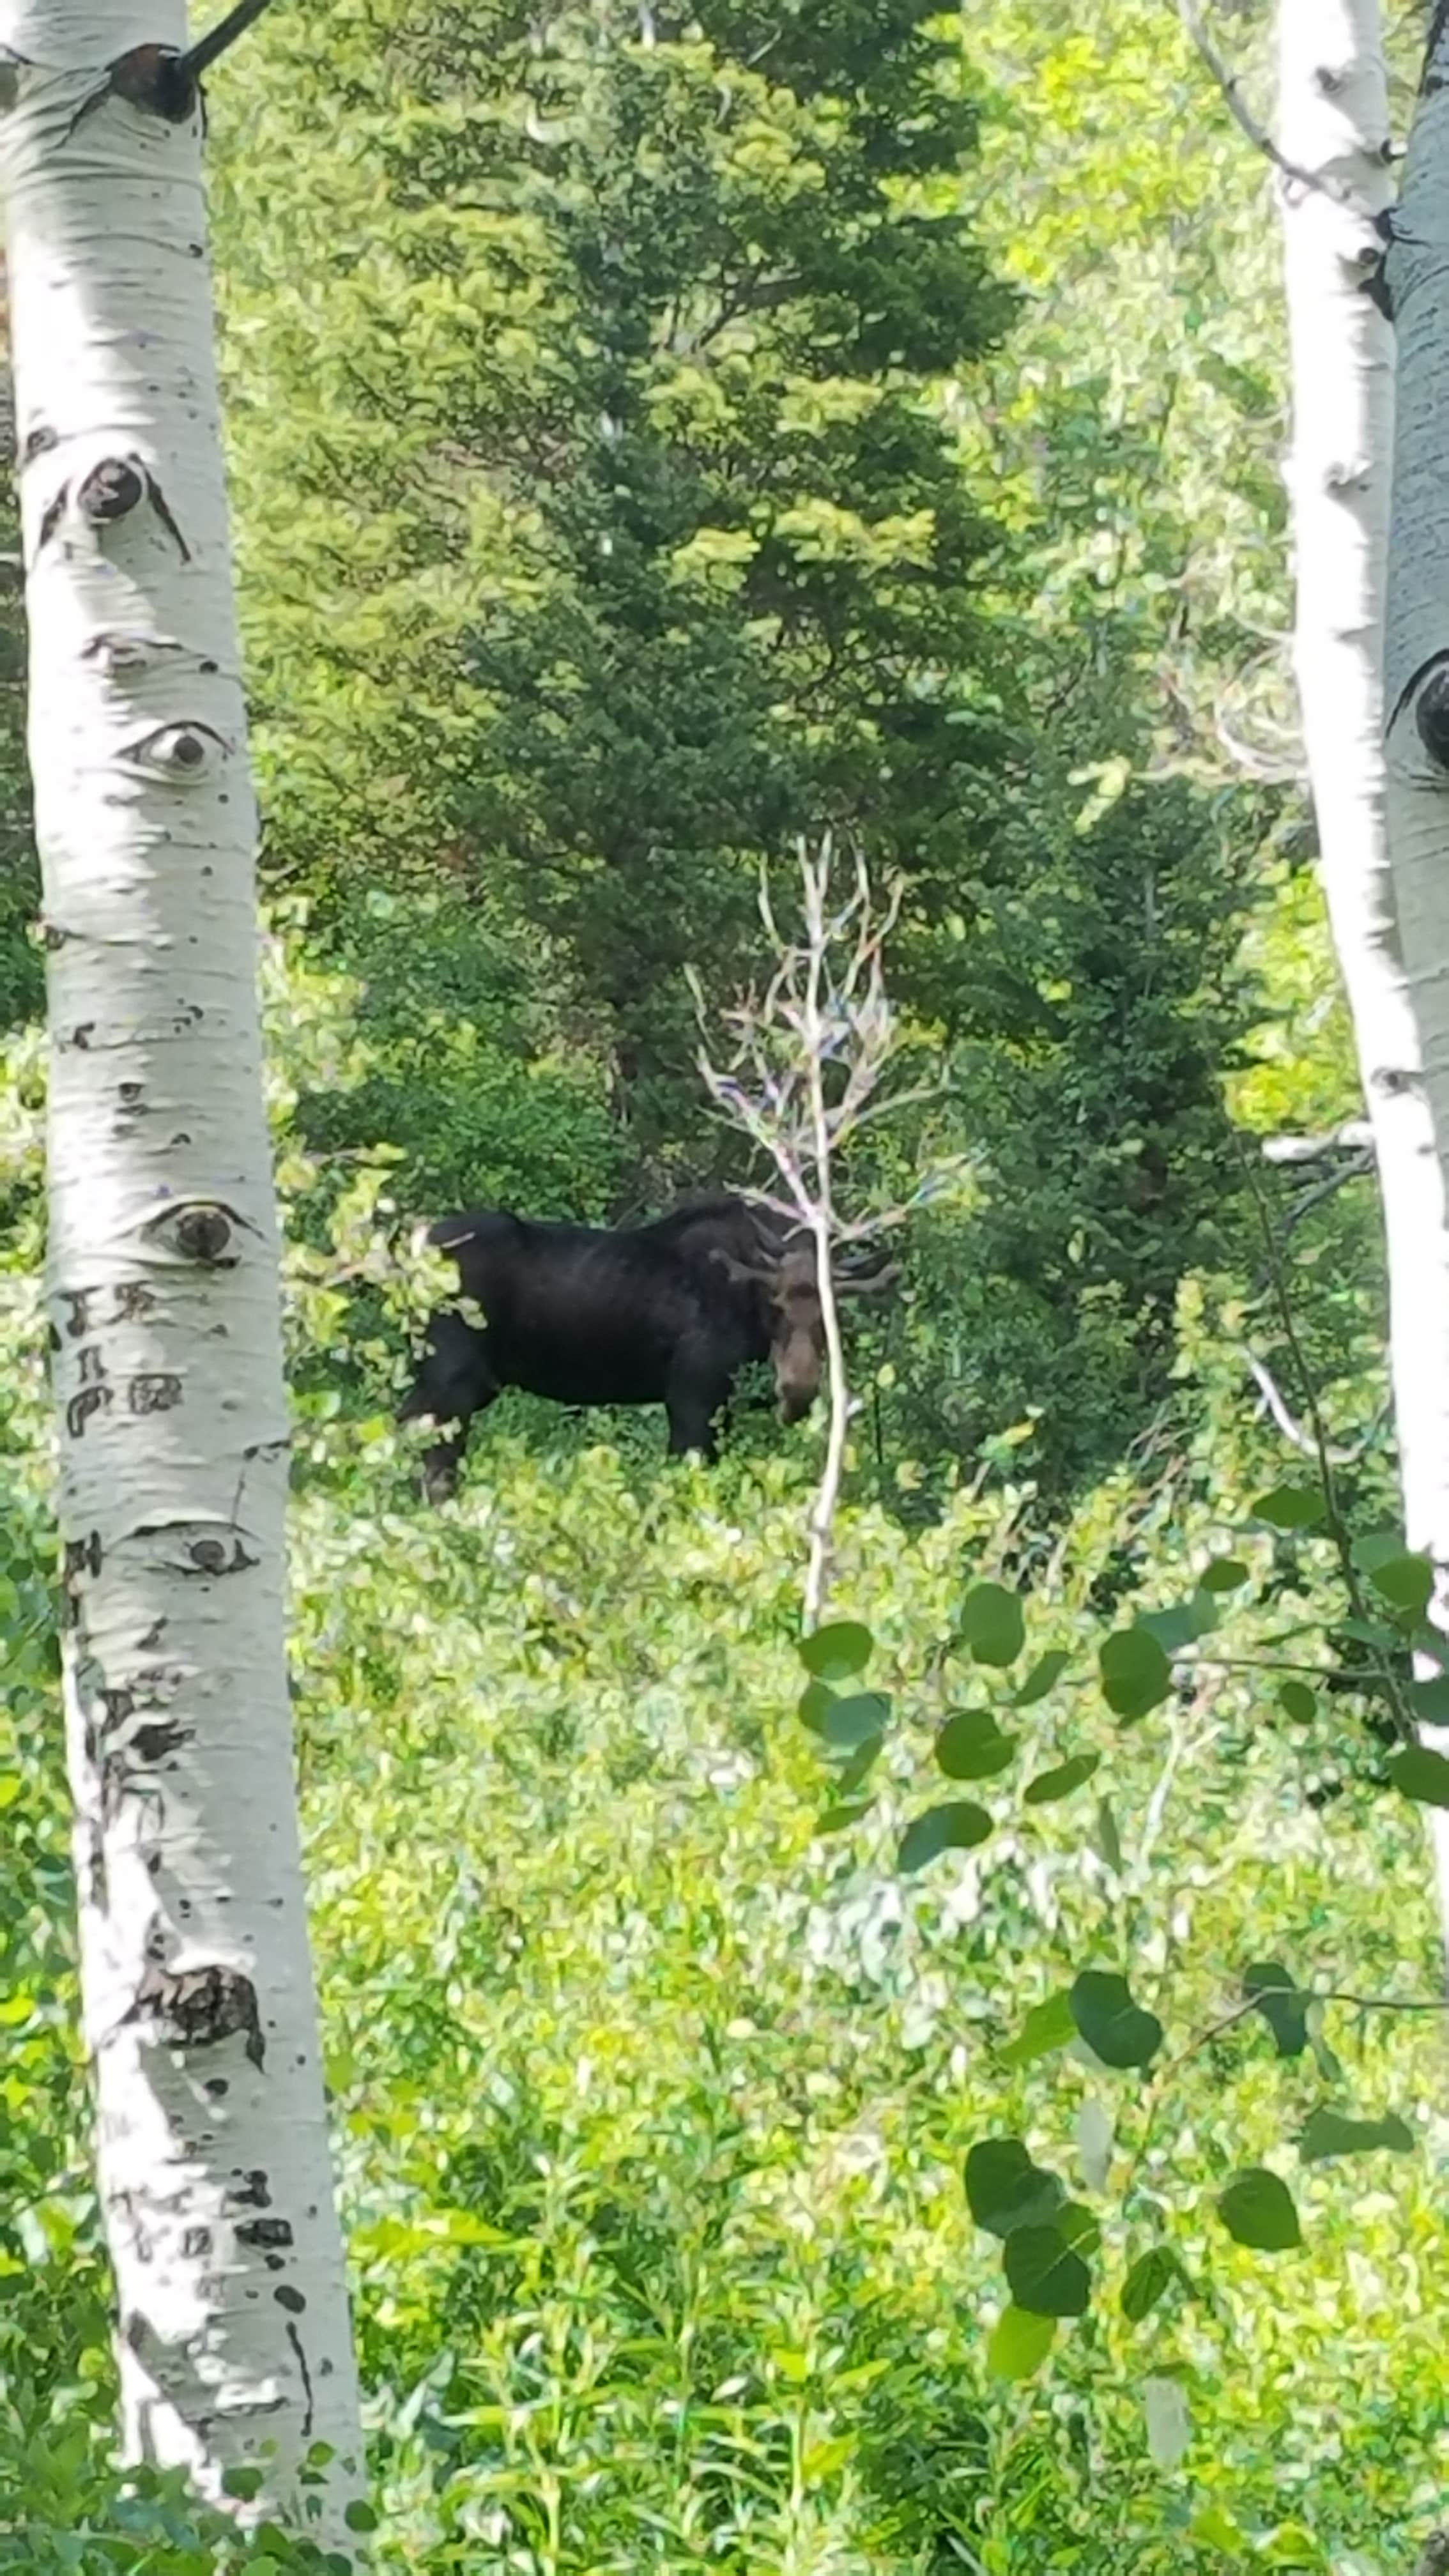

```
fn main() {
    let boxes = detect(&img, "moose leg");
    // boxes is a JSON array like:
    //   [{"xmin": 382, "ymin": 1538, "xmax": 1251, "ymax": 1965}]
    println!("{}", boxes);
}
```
[
  {"xmin": 398, "ymin": 1308, "xmax": 498, "ymax": 1501},
  {"xmin": 664, "ymin": 1348, "xmax": 730, "ymax": 1462}
]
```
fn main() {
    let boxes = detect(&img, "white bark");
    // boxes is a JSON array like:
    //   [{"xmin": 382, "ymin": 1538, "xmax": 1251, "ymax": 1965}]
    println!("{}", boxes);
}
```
[
  {"xmin": 0, "ymin": 5, "xmax": 365, "ymax": 2543},
  {"xmin": 1277, "ymin": 1, "xmax": 1449, "ymax": 1951},
  {"xmin": 1381, "ymin": 8, "xmax": 1449, "ymax": 1951}
]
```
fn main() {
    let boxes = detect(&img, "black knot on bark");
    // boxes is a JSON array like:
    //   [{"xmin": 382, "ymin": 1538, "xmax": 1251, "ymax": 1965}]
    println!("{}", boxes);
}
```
[
  {"xmin": 1416, "ymin": 664, "xmax": 1449, "ymax": 772},
  {"xmin": 109, "ymin": 43, "xmax": 197, "ymax": 123},
  {"xmin": 78, "ymin": 458, "xmax": 144, "ymax": 526},
  {"xmin": 174, "ymin": 1205, "xmax": 233, "ymax": 1263}
]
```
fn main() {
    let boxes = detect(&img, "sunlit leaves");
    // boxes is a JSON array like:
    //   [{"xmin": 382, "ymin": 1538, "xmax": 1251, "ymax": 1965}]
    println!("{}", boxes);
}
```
[
  {"xmin": 1098, "ymin": 1626, "xmax": 1171, "ymax": 1722},
  {"xmin": 1093, "ymin": 1797, "xmax": 1124, "ymax": 1872},
  {"xmin": 986, "ymin": 2304, "xmax": 1055, "ymax": 2380},
  {"xmin": 898, "ymin": 1799, "xmax": 992, "ymax": 1871},
  {"xmin": 1075, "ymin": 2097, "xmax": 1113, "ymax": 2191},
  {"xmin": 999, "ymin": 1991, "xmax": 1077, "ymax": 2068},
  {"xmin": 1298, "ymin": 2108, "xmax": 1413, "ymax": 2163},
  {"xmin": 1142, "ymin": 2375, "xmax": 1191, "ymax": 2470},
  {"xmin": 1218, "ymin": 2168, "xmax": 1302, "ymax": 2251},
  {"xmin": 1069, "ymin": 1970, "xmax": 1163, "ymax": 2070}
]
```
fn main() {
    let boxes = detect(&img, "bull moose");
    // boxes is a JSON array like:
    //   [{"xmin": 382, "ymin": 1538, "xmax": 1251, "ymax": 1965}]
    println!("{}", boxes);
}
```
[{"xmin": 399, "ymin": 1193, "xmax": 893, "ymax": 1499}]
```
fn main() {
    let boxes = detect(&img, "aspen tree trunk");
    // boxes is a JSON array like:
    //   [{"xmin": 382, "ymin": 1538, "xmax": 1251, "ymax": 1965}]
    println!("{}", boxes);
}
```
[
  {"xmin": 1276, "ymin": 1, "xmax": 1449, "ymax": 1949},
  {"xmin": 1378, "ymin": 5, "xmax": 1449, "ymax": 1949},
  {"xmin": 0, "ymin": 3, "xmax": 365, "ymax": 2543}
]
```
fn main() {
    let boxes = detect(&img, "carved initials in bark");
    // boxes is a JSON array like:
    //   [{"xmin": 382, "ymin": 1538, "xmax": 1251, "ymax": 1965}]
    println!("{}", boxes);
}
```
[{"xmin": 120, "ymin": 1943, "xmax": 266, "ymax": 2072}]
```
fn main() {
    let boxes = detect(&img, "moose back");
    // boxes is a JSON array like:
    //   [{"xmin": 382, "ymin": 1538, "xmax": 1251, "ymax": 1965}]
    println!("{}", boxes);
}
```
[{"xmin": 399, "ymin": 1193, "xmax": 889, "ymax": 1497}]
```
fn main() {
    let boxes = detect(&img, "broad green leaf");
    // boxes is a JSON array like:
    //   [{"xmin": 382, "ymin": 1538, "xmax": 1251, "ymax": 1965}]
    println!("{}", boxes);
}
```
[
  {"xmin": 799, "ymin": 1620, "xmax": 873, "ymax": 1682},
  {"xmin": 1121, "ymin": 2245, "xmax": 1183, "ymax": 2324},
  {"xmin": 1305, "ymin": 2000, "xmax": 1345, "ymax": 2089},
  {"xmin": 1143, "ymin": 2375, "xmax": 1191, "ymax": 2470},
  {"xmin": 999, "ymin": 1991, "xmax": 1077, "ymax": 2068},
  {"xmin": 936, "ymin": 1708, "xmax": 1015, "ymax": 1780},
  {"xmin": 958, "ymin": 1581, "xmax": 1025, "ymax": 1667},
  {"xmin": 1190, "ymin": 2505, "xmax": 1248, "ymax": 2553},
  {"xmin": 1099, "ymin": 1627, "xmax": 1172, "ymax": 1722},
  {"xmin": 1217, "ymin": 2168, "xmax": 1302, "ymax": 2251},
  {"xmin": 1014, "ymin": 1648, "xmax": 1071, "ymax": 1705},
  {"xmin": 816, "ymin": 1800, "xmax": 872, "ymax": 1834},
  {"xmin": 1277, "ymin": 1681, "xmax": 1317, "ymax": 1724},
  {"xmin": 836, "ymin": 1736, "xmax": 882, "ymax": 1794},
  {"xmin": 1298, "ymin": 2108, "xmax": 1413, "ymax": 2163},
  {"xmin": 1409, "ymin": 1675, "xmax": 1449, "ymax": 1724},
  {"xmin": 1094, "ymin": 1797, "xmax": 1124, "ymax": 1873},
  {"xmin": 898, "ymin": 1799, "xmax": 992, "ymax": 1872},
  {"xmin": 964, "ymin": 2138, "xmax": 1064, "ymax": 2238},
  {"xmin": 0, "ymin": 1775, "xmax": 22, "ymax": 1813},
  {"xmin": 1004, "ymin": 2220, "xmax": 1092, "ymax": 2318},
  {"xmin": 1070, "ymin": 1970, "xmax": 1163, "ymax": 2071},
  {"xmin": 799, "ymin": 1689, "xmax": 891, "ymax": 1752},
  {"xmin": 1243, "ymin": 1961, "xmax": 1308, "ymax": 2058},
  {"xmin": 1055, "ymin": 2201, "xmax": 1101, "ymax": 2259},
  {"xmin": 1366, "ymin": 1553, "xmax": 1435, "ymax": 1617},
  {"xmin": 1138, "ymin": 1591, "xmax": 1216, "ymax": 1653},
  {"xmin": 986, "ymin": 2304, "xmax": 1055, "ymax": 2380},
  {"xmin": 1251, "ymin": 1485, "xmax": 1326, "ymax": 1531},
  {"xmin": 1023, "ymin": 1751, "xmax": 1100, "ymax": 1805},
  {"xmin": 799, "ymin": 1680, "xmax": 834, "ymax": 1730},
  {"xmin": 1336, "ymin": 1618, "xmax": 1400, "ymax": 1652},
  {"xmin": 1076, "ymin": 2097, "xmax": 1114, "ymax": 2192},
  {"xmin": 1352, "ymin": 1529, "xmax": 1409, "ymax": 1570},
  {"xmin": 1199, "ymin": 1557, "xmax": 1251, "ymax": 1593},
  {"xmin": 1388, "ymin": 1745, "xmax": 1449, "ymax": 1809}
]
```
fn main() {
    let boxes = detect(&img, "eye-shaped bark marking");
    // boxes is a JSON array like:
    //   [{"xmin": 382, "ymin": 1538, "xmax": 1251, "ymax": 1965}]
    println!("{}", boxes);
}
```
[
  {"xmin": 142, "ymin": 1199, "xmax": 250, "ymax": 1266},
  {"xmin": 35, "ymin": 454, "xmax": 192, "ymax": 564},
  {"xmin": 120, "ymin": 721, "xmax": 229, "ymax": 783}
]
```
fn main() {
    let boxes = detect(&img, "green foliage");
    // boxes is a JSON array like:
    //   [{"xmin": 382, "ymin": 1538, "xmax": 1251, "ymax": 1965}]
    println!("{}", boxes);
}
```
[
  {"xmin": 3, "ymin": 0, "xmax": 1445, "ymax": 2567},
  {"xmin": 205, "ymin": 0, "xmax": 1296, "ymax": 1513}
]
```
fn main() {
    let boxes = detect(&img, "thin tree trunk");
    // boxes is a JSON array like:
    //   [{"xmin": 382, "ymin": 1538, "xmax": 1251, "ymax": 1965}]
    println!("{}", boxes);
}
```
[
  {"xmin": 0, "ymin": 3, "xmax": 365, "ymax": 2540},
  {"xmin": 1277, "ymin": 0, "xmax": 1449, "ymax": 1955},
  {"xmin": 1379, "ymin": 5, "xmax": 1449, "ymax": 1955}
]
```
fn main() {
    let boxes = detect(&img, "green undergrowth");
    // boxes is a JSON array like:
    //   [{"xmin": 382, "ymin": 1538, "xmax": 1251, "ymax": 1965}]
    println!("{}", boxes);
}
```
[{"xmin": 4, "ymin": 1274, "xmax": 1449, "ymax": 2566}]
